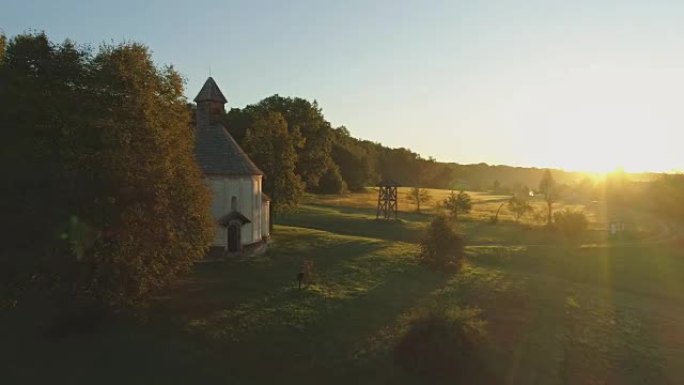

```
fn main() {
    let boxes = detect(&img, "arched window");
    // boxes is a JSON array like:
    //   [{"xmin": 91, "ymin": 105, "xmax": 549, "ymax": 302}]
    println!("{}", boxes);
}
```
[{"xmin": 231, "ymin": 196, "xmax": 237, "ymax": 211}]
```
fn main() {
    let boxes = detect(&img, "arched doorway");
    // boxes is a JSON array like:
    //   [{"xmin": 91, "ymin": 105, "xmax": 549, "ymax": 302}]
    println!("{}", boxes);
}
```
[{"xmin": 227, "ymin": 223, "xmax": 240, "ymax": 252}]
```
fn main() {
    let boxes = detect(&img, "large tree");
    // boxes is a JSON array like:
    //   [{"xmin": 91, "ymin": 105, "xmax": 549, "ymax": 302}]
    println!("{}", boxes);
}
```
[
  {"xmin": 0, "ymin": 33, "xmax": 214, "ymax": 311},
  {"xmin": 225, "ymin": 95, "xmax": 347, "ymax": 194},
  {"xmin": 1, "ymin": 33, "xmax": 86, "ymax": 307},
  {"xmin": 255, "ymin": 95, "xmax": 334, "ymax": 190},
  {"xmin": 241, "ymin": 109, "xmax": 305, "ymax": 213}
]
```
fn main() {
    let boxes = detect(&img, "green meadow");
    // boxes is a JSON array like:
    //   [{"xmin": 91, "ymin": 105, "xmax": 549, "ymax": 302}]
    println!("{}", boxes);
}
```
[{"xmin": 4, "ymin": 188, "xmax": 684, "ymax": 384}]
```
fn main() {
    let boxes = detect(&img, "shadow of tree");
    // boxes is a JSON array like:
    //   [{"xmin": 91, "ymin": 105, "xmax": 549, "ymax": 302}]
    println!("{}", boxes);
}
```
[{"xmin": 277, "ymin": 204, "xmax": 426, "ymax": 243}]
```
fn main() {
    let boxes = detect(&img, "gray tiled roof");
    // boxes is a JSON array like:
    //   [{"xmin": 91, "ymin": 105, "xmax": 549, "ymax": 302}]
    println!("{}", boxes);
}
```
[
  {"xmin": 195, "ymin": 124, "xmax": 264, "ymax": 176},
  {"xmin": 193, "ymin": 77, "xmax": 263, "ymax": 177},
  {"xmin": 194, "ymin": 77, "xmax": 227, "ymax": 103}
]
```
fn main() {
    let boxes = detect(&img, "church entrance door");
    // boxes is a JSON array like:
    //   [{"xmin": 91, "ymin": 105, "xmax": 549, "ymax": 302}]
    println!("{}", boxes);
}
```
[{"xmin": 227, "ymin": 224, "xmax": 240, "ymax": 252}]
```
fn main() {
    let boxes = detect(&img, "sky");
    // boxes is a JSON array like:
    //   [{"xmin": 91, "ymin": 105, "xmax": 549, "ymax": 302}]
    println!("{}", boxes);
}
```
[{"xmin": 4, "ymin": 0, "xmax": 684, "ymax": 173}]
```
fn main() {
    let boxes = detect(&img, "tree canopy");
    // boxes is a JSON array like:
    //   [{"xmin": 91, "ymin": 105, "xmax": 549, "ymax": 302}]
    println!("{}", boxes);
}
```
[
  {"xmin": 0, "ymin": 32, "xmax": 214, "ymax": 311},
  {"xmin": 241, "ymin": 109, "xmax": 305, "ymax": 213}
]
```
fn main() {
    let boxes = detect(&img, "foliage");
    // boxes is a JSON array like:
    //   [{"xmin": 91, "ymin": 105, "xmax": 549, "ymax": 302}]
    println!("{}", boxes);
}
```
[
  {"xmin": 253, "ymin": 95, "xmax": 334, "ymax": 190},
  {"xmin": 443, "ymin": 190, "xmax": 472, "ymax": 220},
  {"xmin": 539, "ymin": 169, "xmax": 558, "ymax": 225},
  {"xmin": 419, "ymin": 216, "xmax": 465, "ymax": 269},
  {"xmin": 647, "ymin": 174, "xmax": 684, "ymax": 220},
  {"xmin": 394, "ymin": 306, "xmax": 487, "ymax": 380},
  {"xmin": 330, "ymin": 126, "xmax": 378, "ymax": 191},
  {"xmin": 0, "ymin": 32, "xmax": 214, "ymax": 311},
  {"xmin": 406, "ymin": 187, "xmax": 432, "ymax": 212},
  {"xmin": 554, "ymin": 209, "xmax": 589, "ymax": 243},
  {"xmin": 507, "ymin": 194, "xmax": 534, "ymax": 222},
  {"xmin": 241, "ymin": 110, "xmax": 305, "ymax": 213},
  {"xmin": 311, "ymin": 164, "xmax": 348, "ymax": 194},
  {"xmin": 0, "ymin": 32, "xmax": 5, "ymax": 65}
]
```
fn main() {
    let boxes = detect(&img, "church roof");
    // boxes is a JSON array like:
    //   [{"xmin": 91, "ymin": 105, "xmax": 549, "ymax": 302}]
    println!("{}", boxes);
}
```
[
  {"xmin": 194, "ymin": 77, "xmax": 227, "ymax": 103},
  {"xmin": 194, "ymin": 124, "xmax": 264, "ymax": 176},
  {"xmin": 193, "ymin": 77, "xmax": 263, "ymax": 177},
  {"xmin": 218, "ymin": 211, "xmax": 252, "ymax": 226}
]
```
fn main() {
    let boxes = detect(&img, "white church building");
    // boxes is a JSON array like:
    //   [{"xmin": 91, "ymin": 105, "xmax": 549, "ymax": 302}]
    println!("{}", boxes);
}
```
[{"xmin": 193, "ymin": 77, "xmax": 270, "ymax": 256}]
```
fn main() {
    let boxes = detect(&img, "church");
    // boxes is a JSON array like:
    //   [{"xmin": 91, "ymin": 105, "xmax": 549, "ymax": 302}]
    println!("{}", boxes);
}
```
[{"xmin": 193, "ymin": 77, "xmax": 270, "ymax": 257}]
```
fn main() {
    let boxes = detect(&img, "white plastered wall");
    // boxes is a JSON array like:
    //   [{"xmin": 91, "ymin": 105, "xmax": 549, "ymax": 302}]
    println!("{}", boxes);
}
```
[{"xmin": 207, "ymin": 175, "xmax": 261, "ymax": 247}]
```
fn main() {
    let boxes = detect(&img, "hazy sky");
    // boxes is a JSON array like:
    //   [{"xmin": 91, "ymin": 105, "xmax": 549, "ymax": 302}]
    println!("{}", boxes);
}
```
[{"xmin": 4, "ymin": 0, "xmax": 684, "ymax": 172}]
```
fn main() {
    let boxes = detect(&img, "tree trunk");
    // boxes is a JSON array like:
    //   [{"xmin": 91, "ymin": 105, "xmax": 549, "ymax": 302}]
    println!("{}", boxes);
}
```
[{"xmin": 547, "ymin": 201, "xmax": 553, "ymax": 225}]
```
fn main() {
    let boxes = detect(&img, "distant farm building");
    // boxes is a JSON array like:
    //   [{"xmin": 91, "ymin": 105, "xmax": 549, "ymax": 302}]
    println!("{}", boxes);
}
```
[{"xmin": 194, "ymin": 77, "xmax": 270, "ymax": 257}]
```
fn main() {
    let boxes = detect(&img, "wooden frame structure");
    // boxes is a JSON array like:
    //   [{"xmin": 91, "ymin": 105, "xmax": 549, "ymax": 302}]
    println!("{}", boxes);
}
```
[{"xmin": 376, "ymin": 180, "xmax": 399, "ymax": 220}]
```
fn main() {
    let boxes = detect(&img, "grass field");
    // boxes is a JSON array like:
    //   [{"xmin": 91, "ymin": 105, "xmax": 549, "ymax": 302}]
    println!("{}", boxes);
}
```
[{"xmin": 3, "ymin": 188, "xmax": 684, "ymax": 384}]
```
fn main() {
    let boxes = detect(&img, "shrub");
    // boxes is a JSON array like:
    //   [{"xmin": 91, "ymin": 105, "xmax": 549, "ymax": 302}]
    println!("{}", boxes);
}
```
[
  {"xmin": 419, "ymin": 216, "xmax": 465, "ymax": 269},
  {"xmin": 312, "ymin": 165, "xmax": 348, "ymax": 194},
  {"xmin": 443, "ymin": 190, "xmax": 472, "ymax": 221},
  {"xmin": 407, "ymin": 187, "xmax": 432, "ymax": 213},
  {"xmin": 554, "ymin": 209, "xmax": 589, "ymax": 243},
  {"xmin": 394, "ymin": 306, "xmax": 487, "ymax": 380},
  {"xmin": 507, "ymin": 194, "xmax": 534, "ymax": 222},
  {"xmin": 297, "ymin": 259, "xmax": 316, "ymax": 289}
]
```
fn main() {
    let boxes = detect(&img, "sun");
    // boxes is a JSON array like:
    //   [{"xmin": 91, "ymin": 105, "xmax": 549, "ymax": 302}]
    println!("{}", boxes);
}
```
[{"xmin": 548, "ymin": 126, "xmax": 671, "ymax": 174}]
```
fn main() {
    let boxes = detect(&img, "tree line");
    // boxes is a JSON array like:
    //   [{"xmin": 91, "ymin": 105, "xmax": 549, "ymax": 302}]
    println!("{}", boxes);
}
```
[{"xmin": 210, "ymin": 93, "xmax": 666, "ymax": 214}]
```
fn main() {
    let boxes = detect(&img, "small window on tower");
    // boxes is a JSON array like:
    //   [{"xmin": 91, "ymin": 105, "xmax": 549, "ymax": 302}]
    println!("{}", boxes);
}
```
[{"xmin": 231, "ymin": 196, "xmax": 237, "ymax": 211}]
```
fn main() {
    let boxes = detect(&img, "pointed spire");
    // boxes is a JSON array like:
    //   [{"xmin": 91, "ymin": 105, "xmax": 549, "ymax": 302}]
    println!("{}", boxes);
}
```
[{"xmin": 194, "ymin": 77, "xmax": 227, "ymax": 104}]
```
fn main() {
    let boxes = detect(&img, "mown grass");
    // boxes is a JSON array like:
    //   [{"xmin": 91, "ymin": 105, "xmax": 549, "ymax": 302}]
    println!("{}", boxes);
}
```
[{"xmin": 2, "ymin": 188, "xmax": 684, "ymax": 384}]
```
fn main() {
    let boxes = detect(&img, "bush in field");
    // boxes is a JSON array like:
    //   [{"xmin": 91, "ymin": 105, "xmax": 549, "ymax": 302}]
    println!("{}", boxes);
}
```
[
  {"xmin": 554, "ymin": 209, "xmax": 589, "ymax": 243},
  {"xmin": 507, "ymin": 194, "xmax": 534, "ymax": 223},
  {"xmin": 407, "ymin": 186, "xmax": 432, "ymax": 213},
  {"xmin": 394, "ymin": 306, "xmax": 487, "ymax": 380},
  {"xmin": 419, "ymin": 216, "xmax": 465, "ymax": 269},
  {"xmin": 443, "ymin": 190, "xmax": 472, "ymax": 221},
  {"xmin": 311, "ymin": 164, "xmax": 348, "ymax": 194}
]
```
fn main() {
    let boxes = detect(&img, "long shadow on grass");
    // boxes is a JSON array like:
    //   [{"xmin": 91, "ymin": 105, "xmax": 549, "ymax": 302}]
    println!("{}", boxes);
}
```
[
  {"xmin": 189, "ymin": 263, "xmax": 449, "ymax": 384},
  {"xmin": 463, "ymin": 245, "xmax": 672, "ymax": 384},
  {"xmin": 276, "ymin": 204, "xmax": 427, "ymax": 243},
  {"xmin": 157, "ymin": 237, "xmax": 387, "ymax": 320},
  {"xmin": 154, "ymin": 231, "xmax": 448, "ymax": 383},
  {"xmin": 1, "ymin": 304, "xmax": 231, "ymax": 385},
  {"xmin": 559, "ymin": 283, "xmax": 668, "ymax": 384}
]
